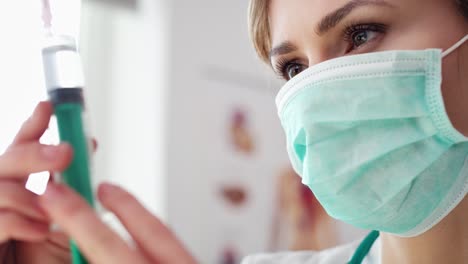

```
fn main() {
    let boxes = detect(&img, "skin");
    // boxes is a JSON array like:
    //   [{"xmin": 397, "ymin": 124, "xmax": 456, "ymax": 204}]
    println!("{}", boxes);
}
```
[
  {"xmin": 0, "ymin": 102, "xmax": 196, "ymax": 263},
  {"xmin": 0, "ymin": 102, "xmax": 73, "ymax": 264},
  {"xmin": 268, "ymin": 0, "xmax": 468, "ymax": 263}
]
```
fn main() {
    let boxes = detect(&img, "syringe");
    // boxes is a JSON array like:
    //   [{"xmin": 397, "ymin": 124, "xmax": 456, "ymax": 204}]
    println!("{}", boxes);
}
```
[{"xmin": 40, "ymin": 1, "xmax": 93, "ymax": 264}]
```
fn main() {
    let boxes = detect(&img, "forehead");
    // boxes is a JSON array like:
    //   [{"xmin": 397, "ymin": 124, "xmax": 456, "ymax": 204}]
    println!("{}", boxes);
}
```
[
  {"xmin": 268, "ymin": 0, "xmax": 424, "ymax": 49},
  {"xmin": 268, "ymin": 0, "xmax": 350, "ymax": 45}
]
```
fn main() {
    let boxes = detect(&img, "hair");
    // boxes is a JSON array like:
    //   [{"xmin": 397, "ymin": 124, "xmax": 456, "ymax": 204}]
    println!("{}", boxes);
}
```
[
  {"xmin": 457, "ymin": 0, "xmax": 468, "ymax": 19},
  {"xmin": 248, "ymin": 0, "xmax": 468, "ymax": 64},
  {"xmin": 248, "ymin": 0, "xmax": 271, "ymax": 64}
]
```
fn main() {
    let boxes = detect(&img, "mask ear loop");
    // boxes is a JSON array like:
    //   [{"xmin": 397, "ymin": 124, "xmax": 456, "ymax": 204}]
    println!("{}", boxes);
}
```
[{"xmin": 442, "ymin": 35, "xmax": 468, "ymax": 58}]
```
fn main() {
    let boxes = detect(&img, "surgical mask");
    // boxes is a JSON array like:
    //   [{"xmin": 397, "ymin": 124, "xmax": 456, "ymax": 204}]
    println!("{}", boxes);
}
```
[{"xmin": 277, "ymin": 35, "xmax": 468, "ymax": 237}]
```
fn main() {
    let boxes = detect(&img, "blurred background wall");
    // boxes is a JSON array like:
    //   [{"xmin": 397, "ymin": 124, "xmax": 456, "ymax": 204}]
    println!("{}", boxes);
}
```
[
  {"xmin": 166, "ymin": 1, "xmax": 290, "ymax": 262},
  {"xmin": 0, "ymin": 1, "xmax": 366, "ymax": 263},
  {"xmin": 80, "ymin": 0, "xmax": 169, "ymax": 221}
]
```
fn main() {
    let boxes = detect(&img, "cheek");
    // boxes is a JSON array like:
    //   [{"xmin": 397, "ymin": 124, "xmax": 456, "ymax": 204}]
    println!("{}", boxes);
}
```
[{"xmin": 441, "ymin": 50, "xmax": 468, "ymax": 136}]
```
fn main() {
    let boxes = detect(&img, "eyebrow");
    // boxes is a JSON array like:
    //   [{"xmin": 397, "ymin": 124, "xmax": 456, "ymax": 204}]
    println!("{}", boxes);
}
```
[
  {"xmin": 269, "ymin": 41, "xmax": 297, "ymax": 58},
  {"xmin": 269, "ymin": 0, "xmax": 394, "ymax": 59},
  {"xmin": 316, "ymin": 0, "xmax": 394, "ymax": 35}
]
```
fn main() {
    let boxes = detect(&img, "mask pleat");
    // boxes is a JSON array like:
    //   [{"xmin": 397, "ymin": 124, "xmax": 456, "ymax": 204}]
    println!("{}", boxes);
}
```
[
  {"xmin": 299, "ymin": 117, "xmax": 437, "ymax": 180},
  {"xmin": 310, "ymin": 135, "xmax": 450, "ymax": 222}
]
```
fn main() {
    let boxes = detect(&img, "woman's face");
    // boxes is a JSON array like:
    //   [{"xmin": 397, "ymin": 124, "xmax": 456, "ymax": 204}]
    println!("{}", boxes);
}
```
[{"xmin": 268, "ymin": 0, "xmax": 468, "ymax": 134}]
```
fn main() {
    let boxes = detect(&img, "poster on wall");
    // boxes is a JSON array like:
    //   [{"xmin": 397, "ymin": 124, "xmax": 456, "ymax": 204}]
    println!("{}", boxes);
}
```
[{"xmin": 198, "ymin": 66, "xmax": 288, "ymax": 263}]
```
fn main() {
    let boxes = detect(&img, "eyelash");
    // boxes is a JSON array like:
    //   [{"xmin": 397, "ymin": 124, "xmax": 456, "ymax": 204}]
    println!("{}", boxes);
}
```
[
  {"xmin": 274, "ymin": 22, "xmax": 388, "ymax": 80},
  {"xmin": 342, "ymin": 22, "xmax": 388, "ymax": 52},
  {"xmin": 274, "ymin": 57, "xmax": 300, "ymax": 80}
]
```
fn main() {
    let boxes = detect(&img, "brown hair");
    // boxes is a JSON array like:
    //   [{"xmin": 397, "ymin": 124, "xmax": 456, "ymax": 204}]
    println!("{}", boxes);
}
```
[
  {"xmin": 248, "ymin": 0, "xmax": 468, "ymax": 64},
  {"xmin": 248, "ymin": 0, "xmax": 271, "ymax": 64}
]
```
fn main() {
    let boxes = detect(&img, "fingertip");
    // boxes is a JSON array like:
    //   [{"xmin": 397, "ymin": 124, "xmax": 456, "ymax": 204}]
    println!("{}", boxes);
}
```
[
  {"xmin": 52, "ymin": 143, "xmax": 74, "ymax": 171},
  {"xmin": 59, "ymin": 142, "xmax": 73, "ymax": 155},
  {"xmin": 12, "ymin": 102, "xmax": 53, "ymax": 145},
  {"xmin": 35, "ymin": 101, "xmax": 53, "ymax": 117},
  {"xmin": 97, "ymin": 183, "xmax": 133, "ymax": 211},
  {"xmin": 97, "ymin": 183, "xmax": 120, "ymax": 201},
  {"xmin": 98, "ymin": 182, "xmax": 120, "ymax": 192},
  {"xmin": 37, "ymin": 101, "xmax": 52, "ymax": 108}
]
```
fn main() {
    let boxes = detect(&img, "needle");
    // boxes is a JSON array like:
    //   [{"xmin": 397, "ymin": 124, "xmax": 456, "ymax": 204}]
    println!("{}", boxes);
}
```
[{"xmin": 41, "ymin": 0, "xmax": 53, "ymax": 35}]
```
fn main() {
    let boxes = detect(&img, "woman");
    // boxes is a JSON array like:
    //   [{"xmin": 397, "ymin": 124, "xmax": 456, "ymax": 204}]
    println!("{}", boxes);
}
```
[
  {"xmin": 0, "ymin": 0, "xmax": 466, "ymax": 263},
  {"xmin": 244, "ymin": 0, "xmax": 468, "ymax": 263}
]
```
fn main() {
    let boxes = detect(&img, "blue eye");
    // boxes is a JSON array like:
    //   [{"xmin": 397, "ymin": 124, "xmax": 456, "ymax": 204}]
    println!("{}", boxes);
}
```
[
  {"xmin": 353, "ymin": 31, "xmax": 369, "ymax": 46},
  {"xmin": 274, "ymin": 59, "xmax": 307, "ymax": 81},
  {"xmin": 286, "ymin": 63, "xmax": 306, "ymax": 80},
  {"xmin": 344, "ymin": 23, "xmax": 387, "ymax": 52}
]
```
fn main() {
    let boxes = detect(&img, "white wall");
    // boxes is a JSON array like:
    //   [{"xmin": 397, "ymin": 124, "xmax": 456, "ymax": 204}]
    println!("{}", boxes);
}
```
[
  {"xmin": 80, "ymin": 0, "xmax": 170, "ymax": 217},
  {"xmin": 0, "ymin": 1, "xmax": 49, "ymax": 152}
]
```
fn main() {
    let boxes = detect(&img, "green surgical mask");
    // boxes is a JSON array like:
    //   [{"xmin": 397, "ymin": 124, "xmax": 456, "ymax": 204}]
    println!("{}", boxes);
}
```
[{"xmin": 277, "ymin": 35, "xmax": 468, "ymax": 237}]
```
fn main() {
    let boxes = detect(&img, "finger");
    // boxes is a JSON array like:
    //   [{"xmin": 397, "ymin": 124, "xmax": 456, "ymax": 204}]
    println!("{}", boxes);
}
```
[
  {"xmin": 0, "ymin": 210, "xmax": 49, "ymax": 242},
  {"xmin": 98, "ymin": 183, "xmax": 196, "ymax": 264},
  {"xmin": 0, "ymin": 143, "xmax": 72, "ymax": 177},
  {"xmin": 12, "ymin": 102, "xmax": 53, "ymax": 146},
  {"xmin": 38, "ymin": 184, "xmax": 147, "ymax": 264},
  {"xmin": 46, "ymin": 231, "xmax": 70, "ymax": 252},
  {"xmin": 0, "ymin": 181, "xmax": 47, "ymax": 221}
]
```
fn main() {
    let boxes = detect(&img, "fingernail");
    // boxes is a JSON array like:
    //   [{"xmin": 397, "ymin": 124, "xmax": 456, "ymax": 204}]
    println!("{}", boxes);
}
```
[
  {"xmin": 98, "ymin": 183, "xmax": 120, "ymax": 199},
  {"xmin": 99, "ymin": 183, "xmax": 117, "ymax": 194}
]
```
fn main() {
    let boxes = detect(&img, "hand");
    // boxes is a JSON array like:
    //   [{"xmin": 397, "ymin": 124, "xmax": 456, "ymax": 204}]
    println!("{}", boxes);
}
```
[
  {"xmin": 0, "ymin": 102, "xmax": 74, "ymax": 263},
  {"xmin": 39, "ymin": 182, "xmax": 197, "ymax": 264}
]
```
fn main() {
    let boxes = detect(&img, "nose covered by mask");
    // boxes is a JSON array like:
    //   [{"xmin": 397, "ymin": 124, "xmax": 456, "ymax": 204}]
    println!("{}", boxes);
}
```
[{"xmin": 277, "ymin": 35, "xmax": 468, "ymax": 237}]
